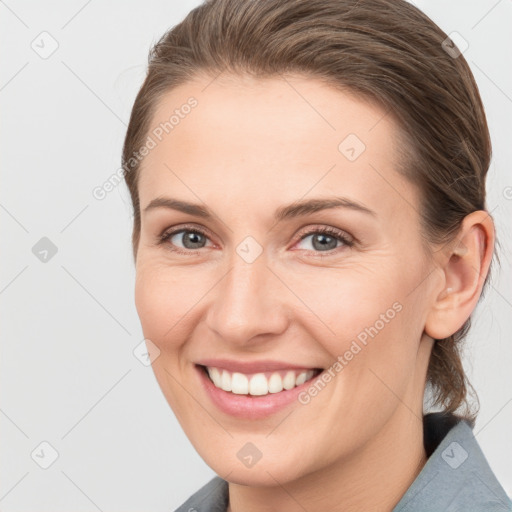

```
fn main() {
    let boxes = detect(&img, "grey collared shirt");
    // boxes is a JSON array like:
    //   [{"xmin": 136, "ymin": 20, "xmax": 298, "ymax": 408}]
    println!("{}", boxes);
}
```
[{"xmin": 174, "ymin": 413, "xmax": 512, "ymax": 511}]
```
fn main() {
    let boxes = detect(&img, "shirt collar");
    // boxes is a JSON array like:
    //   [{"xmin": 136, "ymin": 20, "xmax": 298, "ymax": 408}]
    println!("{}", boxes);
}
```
[{"xmin": 392, "ymin": 412, "xmax": 512, "ymax": 511}]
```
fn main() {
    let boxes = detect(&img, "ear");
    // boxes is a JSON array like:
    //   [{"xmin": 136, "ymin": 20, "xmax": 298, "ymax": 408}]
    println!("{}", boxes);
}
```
[{"xmin": 424, "ymin": 210, "xmax": 495, "ymax": 340}]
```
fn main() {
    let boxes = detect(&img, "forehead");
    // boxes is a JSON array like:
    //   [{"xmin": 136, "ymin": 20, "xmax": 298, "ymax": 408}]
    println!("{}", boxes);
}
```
[{"xmin": 138, "ymin": 73, "xmax": 418, "ymax": 221}]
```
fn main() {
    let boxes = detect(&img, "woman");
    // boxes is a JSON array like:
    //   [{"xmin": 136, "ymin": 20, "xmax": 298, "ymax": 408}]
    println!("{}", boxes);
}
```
[{"xmin": 122, "ymin": 0, "xmax": 511, "ymax": 510}]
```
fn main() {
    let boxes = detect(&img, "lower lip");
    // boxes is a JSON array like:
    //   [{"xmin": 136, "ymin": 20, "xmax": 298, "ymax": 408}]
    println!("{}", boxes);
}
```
[{"xmin": 196, "ymin": 365, "xmax": 321, "ymax": 420}]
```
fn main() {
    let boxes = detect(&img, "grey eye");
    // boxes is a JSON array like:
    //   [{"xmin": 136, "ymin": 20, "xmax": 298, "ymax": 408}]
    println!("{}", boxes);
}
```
[
  {"xmin": 297, "ymin": 233, "xmax": 340, "ymax": 252},
  {"xmin": 171, "ymin": 230, "xmax": 208, "ymax": 250}
]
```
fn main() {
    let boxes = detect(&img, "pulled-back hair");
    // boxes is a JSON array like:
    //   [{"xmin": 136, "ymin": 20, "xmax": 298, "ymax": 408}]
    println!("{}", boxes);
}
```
[{"xmin": 123, "ymin": 0, "xmax": 495, "ymax": 422}]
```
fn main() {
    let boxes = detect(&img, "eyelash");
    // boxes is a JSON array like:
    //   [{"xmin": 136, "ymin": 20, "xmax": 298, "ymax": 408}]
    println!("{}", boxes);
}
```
[{"xmin": 157, "ymin": 223, "xmax": 355, "ymax": 257}]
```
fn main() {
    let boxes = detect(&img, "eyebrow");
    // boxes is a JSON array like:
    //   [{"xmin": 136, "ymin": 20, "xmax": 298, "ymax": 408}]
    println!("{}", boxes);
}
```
[{"xmin": 143, "ymin": 196, "xmax": 376, "ymax": 221}]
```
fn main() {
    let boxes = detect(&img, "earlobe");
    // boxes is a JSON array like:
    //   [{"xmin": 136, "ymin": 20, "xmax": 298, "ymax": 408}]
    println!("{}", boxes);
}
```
[{"xmin": 424, "ymin": 211, "xmax": 495, "ymax": 340}]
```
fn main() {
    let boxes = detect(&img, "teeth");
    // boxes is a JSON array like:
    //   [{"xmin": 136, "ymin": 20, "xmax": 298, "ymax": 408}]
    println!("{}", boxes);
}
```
[
  {"xmin": 283, "ymin": 371, "xmax": 296, "ymax": 390},
  {"xmin": 221, "ymin": 370, "xmax": 231, "ymax": 392},
  {"xmin": 295, "ymin": 371, "xmax": 308, "ymax": 386},
  {"xmin": 205, "ymin": 366, "xmax": 318, "ymax": 396},
  {"xmin": 248, "ymin": 373, "xmax": 267, "ymax": 396},
  {"xmin": 231, "ymin": 372, "xmax": 249, "ymax": 394},
  {"xmin": 209, "ymin": 367, "xmax": 222, "ymax": 388},
  {"xmin": 268, "ymin": 373, "xmax": 283, "ymax": 393}
]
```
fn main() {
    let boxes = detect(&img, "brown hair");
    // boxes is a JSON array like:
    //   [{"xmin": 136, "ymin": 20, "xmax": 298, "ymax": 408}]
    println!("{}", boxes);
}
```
[{"xmin": 122, "ymin": 0, "xmax": 495, "ymax": 422}]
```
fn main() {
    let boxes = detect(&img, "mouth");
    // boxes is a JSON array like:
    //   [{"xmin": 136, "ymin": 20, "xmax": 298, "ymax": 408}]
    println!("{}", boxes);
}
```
[{"xmin": 197, "ymin": 364, "xmax": 323, "ymax": 397}]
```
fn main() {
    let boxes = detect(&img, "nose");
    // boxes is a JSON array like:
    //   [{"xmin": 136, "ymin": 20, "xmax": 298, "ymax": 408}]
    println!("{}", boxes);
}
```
[{"xmin": 205, "ymin": 249, "xmax": 289, "ymax": 347}]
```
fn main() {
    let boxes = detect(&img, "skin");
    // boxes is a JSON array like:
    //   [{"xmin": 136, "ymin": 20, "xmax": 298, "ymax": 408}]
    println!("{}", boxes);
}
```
[{"xmin": 133, "ymin": 73, "xmax": 494, "ymax": 512}]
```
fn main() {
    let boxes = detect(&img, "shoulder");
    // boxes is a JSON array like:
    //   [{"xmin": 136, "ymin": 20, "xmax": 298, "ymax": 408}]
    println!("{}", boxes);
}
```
[
  {"xmin": 173, "ymin": 476, "xmax": 229, "ymax": 512},
  {"xmin": 393, "ymin": 413, "xmax": 512, "ymax": 512}
]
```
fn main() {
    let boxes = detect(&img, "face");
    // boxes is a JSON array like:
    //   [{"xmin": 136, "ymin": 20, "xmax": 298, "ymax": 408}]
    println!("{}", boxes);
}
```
[{"xmin": 134, "ymin": 73, "xmax": 438, "ymax": 486}]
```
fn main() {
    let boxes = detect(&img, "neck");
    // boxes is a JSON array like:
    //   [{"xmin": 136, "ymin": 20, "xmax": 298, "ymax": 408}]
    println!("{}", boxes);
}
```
[{"xmin": 227, "ymin": 407, "xmax": 428, "ymax": 512}]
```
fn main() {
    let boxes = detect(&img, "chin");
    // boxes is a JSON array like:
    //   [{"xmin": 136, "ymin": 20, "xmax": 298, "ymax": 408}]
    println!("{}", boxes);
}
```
[
  {"xmin": 217, "ymin": 465, "xmax": 298, "ymax": 487},
  {"xmin": 199, "ymin": 444, "xmax": 311, "ymax": 487}
]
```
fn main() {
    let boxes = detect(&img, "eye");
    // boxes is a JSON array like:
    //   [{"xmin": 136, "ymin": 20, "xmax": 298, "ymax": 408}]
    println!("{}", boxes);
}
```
[
  {"xmin": 157, "ymin": 224, "xmax": 354, "ymax": 256},
  {"xmin": 294, "ymin": 226, "xmax": 354, "ymax": 255},
  {"xmin": 158, "ymin": 225, "xmax": 213, "ymax": 254}
]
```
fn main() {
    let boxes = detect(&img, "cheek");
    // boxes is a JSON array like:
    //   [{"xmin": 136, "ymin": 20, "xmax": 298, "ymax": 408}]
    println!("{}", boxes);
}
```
[
  {"xmin": 285, "ymin": 261, "xmax": 409, "ymax": 343},
  {"xmin": 134, "ymin": 263, "xmax": 195, "ymax": 351},
  {"xmin": 134, "ymin": 263, "xmax": 202, "ymax": 417},
  {"xmin": 287, "ymin": 261, "xmax": 424, "ymax": 398}
]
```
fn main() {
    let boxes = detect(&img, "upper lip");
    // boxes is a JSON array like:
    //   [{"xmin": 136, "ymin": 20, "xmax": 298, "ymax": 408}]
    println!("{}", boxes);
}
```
[{"xmin": 196, "ymin": 358, "xmax": 322, "ymax": 373}]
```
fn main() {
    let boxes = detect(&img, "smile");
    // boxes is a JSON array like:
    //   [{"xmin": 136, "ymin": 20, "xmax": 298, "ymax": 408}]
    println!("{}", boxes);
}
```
[{"xmin": 201, "ymin": 365, "xmax": 322, "ymax": 396}]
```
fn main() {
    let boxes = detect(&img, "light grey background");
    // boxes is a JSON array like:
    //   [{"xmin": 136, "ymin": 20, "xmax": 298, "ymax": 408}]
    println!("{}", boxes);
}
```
[{"xmin": 1, "ymin": 1, "xmax": 511, "ymax": 510}]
